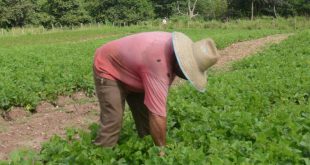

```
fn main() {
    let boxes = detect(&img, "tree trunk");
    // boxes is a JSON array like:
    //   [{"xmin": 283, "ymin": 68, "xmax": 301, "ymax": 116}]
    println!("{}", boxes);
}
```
[
  {"xmin": 188, "ymin": 0, "xmax": 198, "ymax": 20},
  {"xmin": 176, "ymin": 1, "xmax": 183, "ymax": 15},
  {"xmin": 176, "ymin": 0, "xmax": 198, "ymax": 20},
  {"xmin": 251, "ymin": 0, "xmax": 254, "ymax": 20},
  {"xmin": 273, "ymin": 5, "xmax": 277, "ymax": 18}
]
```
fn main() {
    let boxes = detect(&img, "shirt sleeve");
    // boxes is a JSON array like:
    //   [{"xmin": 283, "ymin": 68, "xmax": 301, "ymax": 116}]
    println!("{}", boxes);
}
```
[{"xmin": 141, "ymin": 72, "xmax": 169, "ymax": 117}]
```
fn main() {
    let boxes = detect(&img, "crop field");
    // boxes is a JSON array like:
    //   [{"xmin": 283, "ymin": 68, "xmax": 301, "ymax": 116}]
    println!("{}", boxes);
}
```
[
  {"xmin": 0, "ymin": 22, "xmax": 309, "ymax": 164},
  {"xmin": 0, "ymin": 26, "xmax": 287, "ymax": 111}
]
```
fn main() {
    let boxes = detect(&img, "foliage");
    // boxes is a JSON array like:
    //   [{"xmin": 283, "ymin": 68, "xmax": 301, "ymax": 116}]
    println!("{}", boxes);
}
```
[
  {"xmin": 0, "ymin": 27, "xmax": 127, "ymax": 110},
  {"xmin": 197, "ymin": 0, "xmax": 229, "ymax": 20},
  {"xmin": 44, "ymin": 0, "xmax": 91, "ymax": 27},
  {"xmin": 150, "ymin": 0, "xmax": 175, "ymax": 18},
  {"xmin": 0, "ymin": 26, "xmax": 287, "ymax": 111},
  {"xmin": 0, "ymin": 0, "xmax": 309, "ymax": 28},
  {"xmin": 227, "ymin": 0, "xmax": 309, "ymax": 18},
  {"xmin": 0, "ymin": 0, "xmax": 35, "ymax": 28},
  {"xmin": 89, "ymin": 0, "xmax": 155, "ymax": 24},
  {"xmin": 1, "ymin": 30, "xmax": 309, "ymax": 164}
]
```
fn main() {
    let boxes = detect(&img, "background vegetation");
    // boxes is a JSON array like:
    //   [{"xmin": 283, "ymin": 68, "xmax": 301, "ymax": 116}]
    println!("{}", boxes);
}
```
[{"xmin": 0, "ymin": 0, "xmax": 309, "ymax": 28}]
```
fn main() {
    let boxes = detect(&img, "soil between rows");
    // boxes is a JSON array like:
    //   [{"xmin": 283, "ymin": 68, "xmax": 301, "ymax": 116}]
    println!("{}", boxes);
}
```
[{"xmin": 0, "ymin": 34, "xmax": 290, "ymax": 160}]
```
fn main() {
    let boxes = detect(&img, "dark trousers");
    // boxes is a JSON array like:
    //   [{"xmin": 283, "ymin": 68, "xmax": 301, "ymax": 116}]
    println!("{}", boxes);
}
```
[{"xmin": 93, "ymin": 73, "xmax": 150, "ymax": 147}]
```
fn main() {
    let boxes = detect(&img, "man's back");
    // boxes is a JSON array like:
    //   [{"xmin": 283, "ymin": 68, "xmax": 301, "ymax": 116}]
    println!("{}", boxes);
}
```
[
  {"xmin": 93, "ymin": 32, "xmax": 176, "ymax": 116},
  {"xmin": 94, "ymin": 32, "xmax": 175, "ymax": 91}
]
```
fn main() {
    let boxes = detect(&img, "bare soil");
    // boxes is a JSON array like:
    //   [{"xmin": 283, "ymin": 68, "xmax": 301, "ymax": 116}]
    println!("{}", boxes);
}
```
[
  {"xmin": 214, "ymin": 34, "xmax": 291, "ymax": 69},
  {"xmin": 0, "ymin": 93, "xmax": 100, "ymax": 160},
  {"xmin": 0, "ymin": 34, "xmax": 290, "ymax": 160}
]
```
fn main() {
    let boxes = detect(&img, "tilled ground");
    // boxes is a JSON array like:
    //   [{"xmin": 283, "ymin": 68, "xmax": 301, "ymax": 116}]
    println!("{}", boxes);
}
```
[{"xmin": 0, "ymin": 34, "xmax": 290, "ymax": 160}]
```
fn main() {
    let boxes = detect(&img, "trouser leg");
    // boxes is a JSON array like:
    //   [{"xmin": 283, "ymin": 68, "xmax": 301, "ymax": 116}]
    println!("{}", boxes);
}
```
[
  {"xmin": 93, "ymin": 74, "xmax": 126, "ymax": 147},
  {"xmin": 126, "ymin": 92, "xmax": 150, "ymax": 138}
]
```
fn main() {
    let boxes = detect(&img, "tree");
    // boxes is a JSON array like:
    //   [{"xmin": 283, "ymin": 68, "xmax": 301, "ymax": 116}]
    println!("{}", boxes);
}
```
[
  {"xmin": 45, "ymin": 0, "xmax": 91, "ymax": 26},
  {"xmin": 0, "ymin": 0, "xmax": 9, "ymax": 27},
  {"xmin": 227, "ymin": 0, "xmax": 309, "ymax": 18},
  {"xmin": 197, "ymin": 0, "xmax": 228, "ymax": 19},
  {"xmin": 251, "ymin": 0, "xmax": 254, "ymax": 20},
  {"xmin": 269, "ymin": 0, "xmax": 282, "ymax": 17},
  {"xmin": 150, "ymin": 0, "xmax": 175, "ymax": 18},
  {"xmin": 90, "ymin": 0, "xmax": 155, "ymax": 24},
  {"xmin": 175, "ymin": 0, "xmax": 199, "ymax": 19},
  {"xmin": 290, "ymin": 0, "xmax": 310, "ymax": 16},
  {"xmin": 174, "ymin": 0, "xmax": 228, "ymax": 20},
  {"xmin": 251, "ymin": 0, "xmax": 267, "ymax": 20},
  {"xmin": 0, "ymin": 0, "xmax": 36, "ymax": 28},
  {"xmin": 187, "ymin": 0, "xmax": 199, "ymax": 19}
]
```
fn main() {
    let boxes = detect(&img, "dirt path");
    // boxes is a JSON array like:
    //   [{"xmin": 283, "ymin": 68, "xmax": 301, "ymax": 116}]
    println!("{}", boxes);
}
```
[
  {"xmin": 0, "ymin": 94, "xmax": 100, "ymax": 160},
  {"xmin": 214, "ymin": 34, "xmax": 291, "ymax": 69},
  {"xmin": 0, "ymin": 34, "xmax": 290, "ymax": 160},
  {"xmin": 173, "ymin": 33, "xmax": 290, "ymax": 84}
]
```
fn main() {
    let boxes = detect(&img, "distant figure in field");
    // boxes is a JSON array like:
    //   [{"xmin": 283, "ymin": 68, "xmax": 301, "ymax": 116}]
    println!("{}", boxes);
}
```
[
  {"xmin": 162, "ymin": 17, "xmax": 168, "ymax": 29},
  {"xmin": 92, "ymin": 31, "xmax": 219, "ymax": 155},
  {"xmin": 162, "ymin": 17, "xmax": 167, "ymax": 25}
]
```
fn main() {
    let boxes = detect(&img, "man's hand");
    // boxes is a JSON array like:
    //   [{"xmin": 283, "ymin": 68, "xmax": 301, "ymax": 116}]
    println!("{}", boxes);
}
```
[{"xmin": 149, "ymin": 112, "xmax": 166, "ymax": 146}]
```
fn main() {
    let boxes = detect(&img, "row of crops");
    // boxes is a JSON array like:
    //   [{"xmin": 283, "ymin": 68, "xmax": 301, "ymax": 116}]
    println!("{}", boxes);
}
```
[
  {"xmin": 0, "ymin": 26, "xmax": 309, "ymax": 163},
  {"xmin": 0, "ymin": 26, "xmax": 285, "ymax": 111}
]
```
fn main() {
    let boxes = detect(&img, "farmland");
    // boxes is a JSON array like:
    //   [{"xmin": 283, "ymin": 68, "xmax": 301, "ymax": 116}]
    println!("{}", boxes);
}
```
[
  {"xmin": 0, "ymin": 20, "xmax": 309, "ymax": 164},
  {"xmin": 0, "ymin": 24, "xmax": 290, "ymax": 111}
]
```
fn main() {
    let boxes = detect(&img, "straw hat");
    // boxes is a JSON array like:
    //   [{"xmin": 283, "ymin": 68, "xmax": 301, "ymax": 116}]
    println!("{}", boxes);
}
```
[{"xmin": 172, "ymin": 32, "xmax": 219, "ymax": 92}]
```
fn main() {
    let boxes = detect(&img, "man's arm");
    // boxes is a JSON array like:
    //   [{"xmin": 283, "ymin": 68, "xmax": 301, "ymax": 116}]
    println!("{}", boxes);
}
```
[{"xmin": 149, "ymin": 112, "xmax": 166, "ymax": 146}]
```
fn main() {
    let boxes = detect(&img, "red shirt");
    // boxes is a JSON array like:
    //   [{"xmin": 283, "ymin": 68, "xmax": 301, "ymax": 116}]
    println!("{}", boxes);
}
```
[{"xmin": 93, "ymin": 32, "xmax": 176, "ymax": 117}]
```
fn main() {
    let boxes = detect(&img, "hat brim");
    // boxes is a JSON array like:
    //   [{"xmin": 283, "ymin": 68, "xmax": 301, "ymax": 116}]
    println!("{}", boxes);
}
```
[{"xmin": 172, "ymin": 32, "xmax": 207, "ymax": 92}]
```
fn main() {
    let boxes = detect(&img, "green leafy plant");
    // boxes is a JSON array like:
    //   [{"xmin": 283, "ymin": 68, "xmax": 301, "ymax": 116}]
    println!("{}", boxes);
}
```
[{"xmin": 1, "ymin": 26, "xmax": 309, "ymax": 164}]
